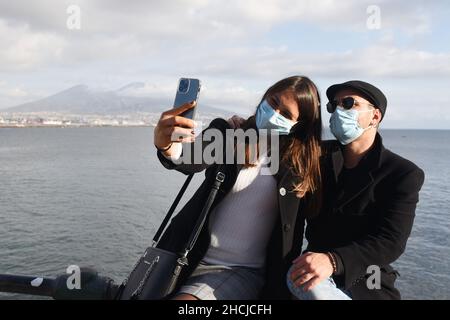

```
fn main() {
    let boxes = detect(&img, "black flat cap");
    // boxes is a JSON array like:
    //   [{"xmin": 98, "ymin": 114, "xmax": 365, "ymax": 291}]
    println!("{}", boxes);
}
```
[{"xmin": 327, "ymin": 80, "xmax": 387, "ymax": 120}]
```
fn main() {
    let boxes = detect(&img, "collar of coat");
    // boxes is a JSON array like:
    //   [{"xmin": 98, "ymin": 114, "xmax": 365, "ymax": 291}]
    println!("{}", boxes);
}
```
[{"xmin": 327, "ymin": 133, "xmax": 386, "ymax": 210}]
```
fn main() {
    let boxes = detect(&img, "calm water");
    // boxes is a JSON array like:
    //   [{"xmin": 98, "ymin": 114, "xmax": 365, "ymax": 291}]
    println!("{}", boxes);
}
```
[{"xmin": 0, "ymin": 127, "xmax": 449, "ymax": 300}]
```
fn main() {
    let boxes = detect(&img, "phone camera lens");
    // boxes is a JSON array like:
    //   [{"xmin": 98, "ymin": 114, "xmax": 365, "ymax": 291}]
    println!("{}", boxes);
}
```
[{"xmin": 178, "ymin": 79, "xmax": 189, "ymax": 93}]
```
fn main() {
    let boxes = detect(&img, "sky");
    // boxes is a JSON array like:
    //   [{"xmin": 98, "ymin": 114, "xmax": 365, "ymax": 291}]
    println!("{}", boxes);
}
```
[{"xmin": 0, "ymin": 0, "xmax": 449, "ymax": 129}]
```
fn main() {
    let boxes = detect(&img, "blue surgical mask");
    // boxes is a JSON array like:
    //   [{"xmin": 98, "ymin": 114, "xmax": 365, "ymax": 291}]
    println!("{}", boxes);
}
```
[
  {"xmin": 255, "ymin": 99, "xmax": 297, "ymax": 135},
  {"xmin": 330, "ymin": 107, "xmax": 374, "ymax": 145}
]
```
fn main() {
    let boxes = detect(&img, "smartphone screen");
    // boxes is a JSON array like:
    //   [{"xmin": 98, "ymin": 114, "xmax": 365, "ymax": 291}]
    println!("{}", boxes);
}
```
[{"xmin": 173, "ymin": 78, "xmax": 201, "ymax": 120}]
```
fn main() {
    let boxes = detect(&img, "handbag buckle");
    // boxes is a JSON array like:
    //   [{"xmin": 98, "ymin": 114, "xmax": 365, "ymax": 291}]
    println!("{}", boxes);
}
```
[
  {"xmin": 216, "ymin": 172, "xmax": 225, "ymax": 183},
  {"xmin": 177, "ymin": 256, "xmax": 189, "ymax": 267}
]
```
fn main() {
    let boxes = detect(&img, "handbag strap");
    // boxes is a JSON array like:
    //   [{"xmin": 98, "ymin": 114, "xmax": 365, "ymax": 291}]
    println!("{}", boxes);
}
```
[
  {"xmin": 152, "ymin": 173, "xmax": 195, "ymax": 245},
  {"xmin": 183, "ymin": 168, "xmax": 226, "ymax": 256}
]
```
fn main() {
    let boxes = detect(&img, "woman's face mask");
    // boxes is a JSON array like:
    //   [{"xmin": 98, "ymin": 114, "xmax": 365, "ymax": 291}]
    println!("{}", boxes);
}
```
[
  {"xmin": 255, "ymin": 99, "xmax": 297, "ymax": 135},
  {"xmin": 329, "ymin": 107, "xmax": 375, "ymax": 145}
]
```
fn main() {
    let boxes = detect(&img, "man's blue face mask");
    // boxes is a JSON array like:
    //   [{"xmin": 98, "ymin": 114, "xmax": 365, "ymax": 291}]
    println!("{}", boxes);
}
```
[
  {"xmin": 329, "ymin": 107, "xmax": 375, "ymax": 145},
  {"xmin": 255, "ymin": 99, "xmax": 297, "ymax": 135}
]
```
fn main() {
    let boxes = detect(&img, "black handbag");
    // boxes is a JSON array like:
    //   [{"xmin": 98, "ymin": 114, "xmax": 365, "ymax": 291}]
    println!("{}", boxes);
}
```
[{"xmin": 116, "ymin": 169, "xmax": 226, "ymax": 300}]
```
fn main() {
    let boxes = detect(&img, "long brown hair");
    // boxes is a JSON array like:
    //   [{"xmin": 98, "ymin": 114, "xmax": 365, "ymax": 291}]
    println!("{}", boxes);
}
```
[{"xmin": 239, "ymin": 76, "xmax": 323, "ymax": 218}]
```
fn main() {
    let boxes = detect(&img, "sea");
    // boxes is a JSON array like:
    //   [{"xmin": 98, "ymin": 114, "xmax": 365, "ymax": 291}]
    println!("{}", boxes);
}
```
[{"xmin": 0, "ymin": 127, "xmax": 449, "ymax": 300}]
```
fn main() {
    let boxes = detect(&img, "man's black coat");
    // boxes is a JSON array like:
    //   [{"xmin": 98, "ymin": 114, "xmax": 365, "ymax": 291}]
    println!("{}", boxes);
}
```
[{"xmin": 306, "ymin": 133, "xmax": 425, "ymax": 299}]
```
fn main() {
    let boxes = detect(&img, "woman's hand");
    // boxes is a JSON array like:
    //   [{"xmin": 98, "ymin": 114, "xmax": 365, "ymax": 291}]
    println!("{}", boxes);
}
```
[
  {"xmin": 154, "ymin": 101, "xmax": 197, "ymax": 156},
  {"xmin": 227, "ymin": 115, "xmax": 246, "ymax": 129},
  {"xmin": 289, "ymin": 252, "xmax": 334, "ymax": 292}
]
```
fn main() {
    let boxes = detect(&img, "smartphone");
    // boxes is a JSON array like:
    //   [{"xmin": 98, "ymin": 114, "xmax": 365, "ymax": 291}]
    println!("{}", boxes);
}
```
[{"xmin": 173, "ymin": 78, "xmax": 201, "ymax": 120}]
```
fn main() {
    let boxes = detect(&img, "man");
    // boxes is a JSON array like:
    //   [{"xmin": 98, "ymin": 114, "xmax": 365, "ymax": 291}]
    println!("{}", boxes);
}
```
[{"xmin": 287, "ymin": 80, "xmax": 425, "ymax": 299}]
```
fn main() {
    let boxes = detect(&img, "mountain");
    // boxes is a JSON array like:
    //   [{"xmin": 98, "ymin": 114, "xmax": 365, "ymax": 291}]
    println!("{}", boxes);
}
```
[
  {"xmin": 5, "ymin": 83, "xmax": 233, "ymax": 116},
  {"xmin": 115, "ymin": 82, "xmax": 147, "ymax": 94}
]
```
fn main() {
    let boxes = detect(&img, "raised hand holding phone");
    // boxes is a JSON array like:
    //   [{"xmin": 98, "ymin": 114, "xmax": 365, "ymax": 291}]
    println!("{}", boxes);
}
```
[
  {"xmin": 154, "ymin": 101, "xmax": 198, "ymax": 157},
  {"xmin": 154, "ymin": 78, "xmax": 201, "ymax": 157}
]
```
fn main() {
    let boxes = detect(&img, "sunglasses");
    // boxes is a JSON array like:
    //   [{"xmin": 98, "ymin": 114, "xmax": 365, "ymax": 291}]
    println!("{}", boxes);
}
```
[{"xmin": 327, "ymin": 97, "xmax": 374, "ymax": 113}]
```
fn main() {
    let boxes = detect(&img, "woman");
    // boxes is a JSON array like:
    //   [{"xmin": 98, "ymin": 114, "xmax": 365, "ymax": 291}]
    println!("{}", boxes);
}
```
[{"xmin": 153, "ymin": 76, "xmax": 322, "ymax": 300}]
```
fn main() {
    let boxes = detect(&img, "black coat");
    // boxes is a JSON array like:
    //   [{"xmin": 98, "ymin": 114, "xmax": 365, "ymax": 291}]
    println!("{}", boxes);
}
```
[
  {"xmin": 155, "ymin": 118, "xmax": 306, "ymax": 299},
  {"xmin": 306, "ymin": 134, "xmax": 425, "ymax": 300}
]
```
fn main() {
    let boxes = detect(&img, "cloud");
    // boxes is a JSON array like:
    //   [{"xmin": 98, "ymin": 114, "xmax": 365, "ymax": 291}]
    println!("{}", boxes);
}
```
[
  {"xmin": 0, "ymin": 0, "xmax": 434, "ymax": 34},
  {"xmin": 0, "ymin": 19, "xmax": 65, "ymax": 71},
  {"xmin": 173, "ymin": 42, "xmax": 450, "ymax": 79},
  {"xmin": 0, "ymin": 0, "xmax": 449, "ymax": 128},
  {"xmin": 385, "ymin": 81, "xmax": 450, "ymax": 110},
  {"xmin": 0, "ymin": 81, "xmax": 41, "ymax": 108},
  {"xmin": 0, "ymin": 0, "xmax": 442, "ymax": 71},
  {"xmin": 85, "ymin": 0, "xmax": 434, "ymax": 36},
  {"xmin": 198, "ymin": 84, "xmax": 262, "ymax": 115}
]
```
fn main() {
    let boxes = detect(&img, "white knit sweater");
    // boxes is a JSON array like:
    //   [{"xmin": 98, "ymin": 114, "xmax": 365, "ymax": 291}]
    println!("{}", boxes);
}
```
[
  {"xmin": 163, "ymin": 144, "xmax": 278, "ymax": 269},
  {"xmin": 203, "ymin": 155, "xmax": 278, "ymax": 268}
]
